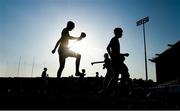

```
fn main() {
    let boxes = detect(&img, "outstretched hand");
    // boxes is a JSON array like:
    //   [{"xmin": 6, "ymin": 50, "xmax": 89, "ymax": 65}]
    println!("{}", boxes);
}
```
[
  {"xmin": 80, "ymin": 32, "xmax": 86, "ymax": 38},
  {"xmin": 52, "ymin": 49, "xmax": 56, "ymax": 54},
  {"xmin": 77, "ymin": 32, "xmax": 86, "ymax": 41},
  {"xmin": 124, "ymin": 53, "xmax": 129, "ymax": 57}
]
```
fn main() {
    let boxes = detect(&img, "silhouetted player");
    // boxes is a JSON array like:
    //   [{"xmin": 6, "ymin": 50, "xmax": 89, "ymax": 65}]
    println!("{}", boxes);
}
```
[
  {"xmin": 52, "ymin": 21, "xmax": 86, "ymax": 78},
  {"xmin": 91, "ymin": 53, "xmax": 113, "ymax": 93},
  {"xmin": 106, "ymin": 27, "xmax": 130, "ymax": 94}
]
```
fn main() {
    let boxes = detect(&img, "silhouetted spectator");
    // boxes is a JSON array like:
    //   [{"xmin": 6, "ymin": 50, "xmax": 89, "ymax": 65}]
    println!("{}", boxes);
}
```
[
  {"xmin": 80, "ymin": 69, "xmax": 86, "ymax": 78},
  {"xmin": 96, "ymin": 72, "xmax": 99, "ymax": 78},
  {"xmin": 41, "ymin": 68, "xmax": 48, "ymax": 78}
]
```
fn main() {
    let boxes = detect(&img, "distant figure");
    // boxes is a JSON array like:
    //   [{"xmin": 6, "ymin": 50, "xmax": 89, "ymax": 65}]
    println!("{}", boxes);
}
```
[
  {"xmin": 41, "ymin": 68, "xmax": 48, "ymax": 78},
  {"xmin": 80, "ymin": 69, "xmax": 86, "ymax": 78},
  {"xmin": 52, "ymin": 21, "xmax": 86, "ymax": 78},
  {"xmin": 106, "ymin": 27, "xmax": 130, "ymax": 95},
  {"xmin": 95, "ymin": 72, "xmax": 99, "ymax": 78},
  {"xmin": 92, "ymin": 53, "xmax": 113, "ymax": 93}
]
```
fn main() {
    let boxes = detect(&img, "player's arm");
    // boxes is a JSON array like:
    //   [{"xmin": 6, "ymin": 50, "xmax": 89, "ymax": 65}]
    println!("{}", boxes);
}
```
[
  {"xmin": 69, "ymin": 36, "xmax": 79, "ymax": 40},
  {"xmin": 69, "ymin": 32, "xmax": 86, "ymax": 40},
  {"xmin": 52, "ymin": 38, "xmax": 61, "ymax": 54},
  {"xmin": 121, "ymin": 53, "xmax": 129, "ymax": 57}
]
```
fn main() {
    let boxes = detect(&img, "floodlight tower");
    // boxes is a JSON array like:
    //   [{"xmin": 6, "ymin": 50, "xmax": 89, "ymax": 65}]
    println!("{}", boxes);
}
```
[{"xmin": 136, "ymin": 16, "xmax": 149, "ymax": 81}]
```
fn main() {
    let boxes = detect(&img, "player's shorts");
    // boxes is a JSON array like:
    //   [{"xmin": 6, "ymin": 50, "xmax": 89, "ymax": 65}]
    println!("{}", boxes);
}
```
[{"xmin": 58, "ymin": 48, "xmax": 78, "ymax": 58}]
